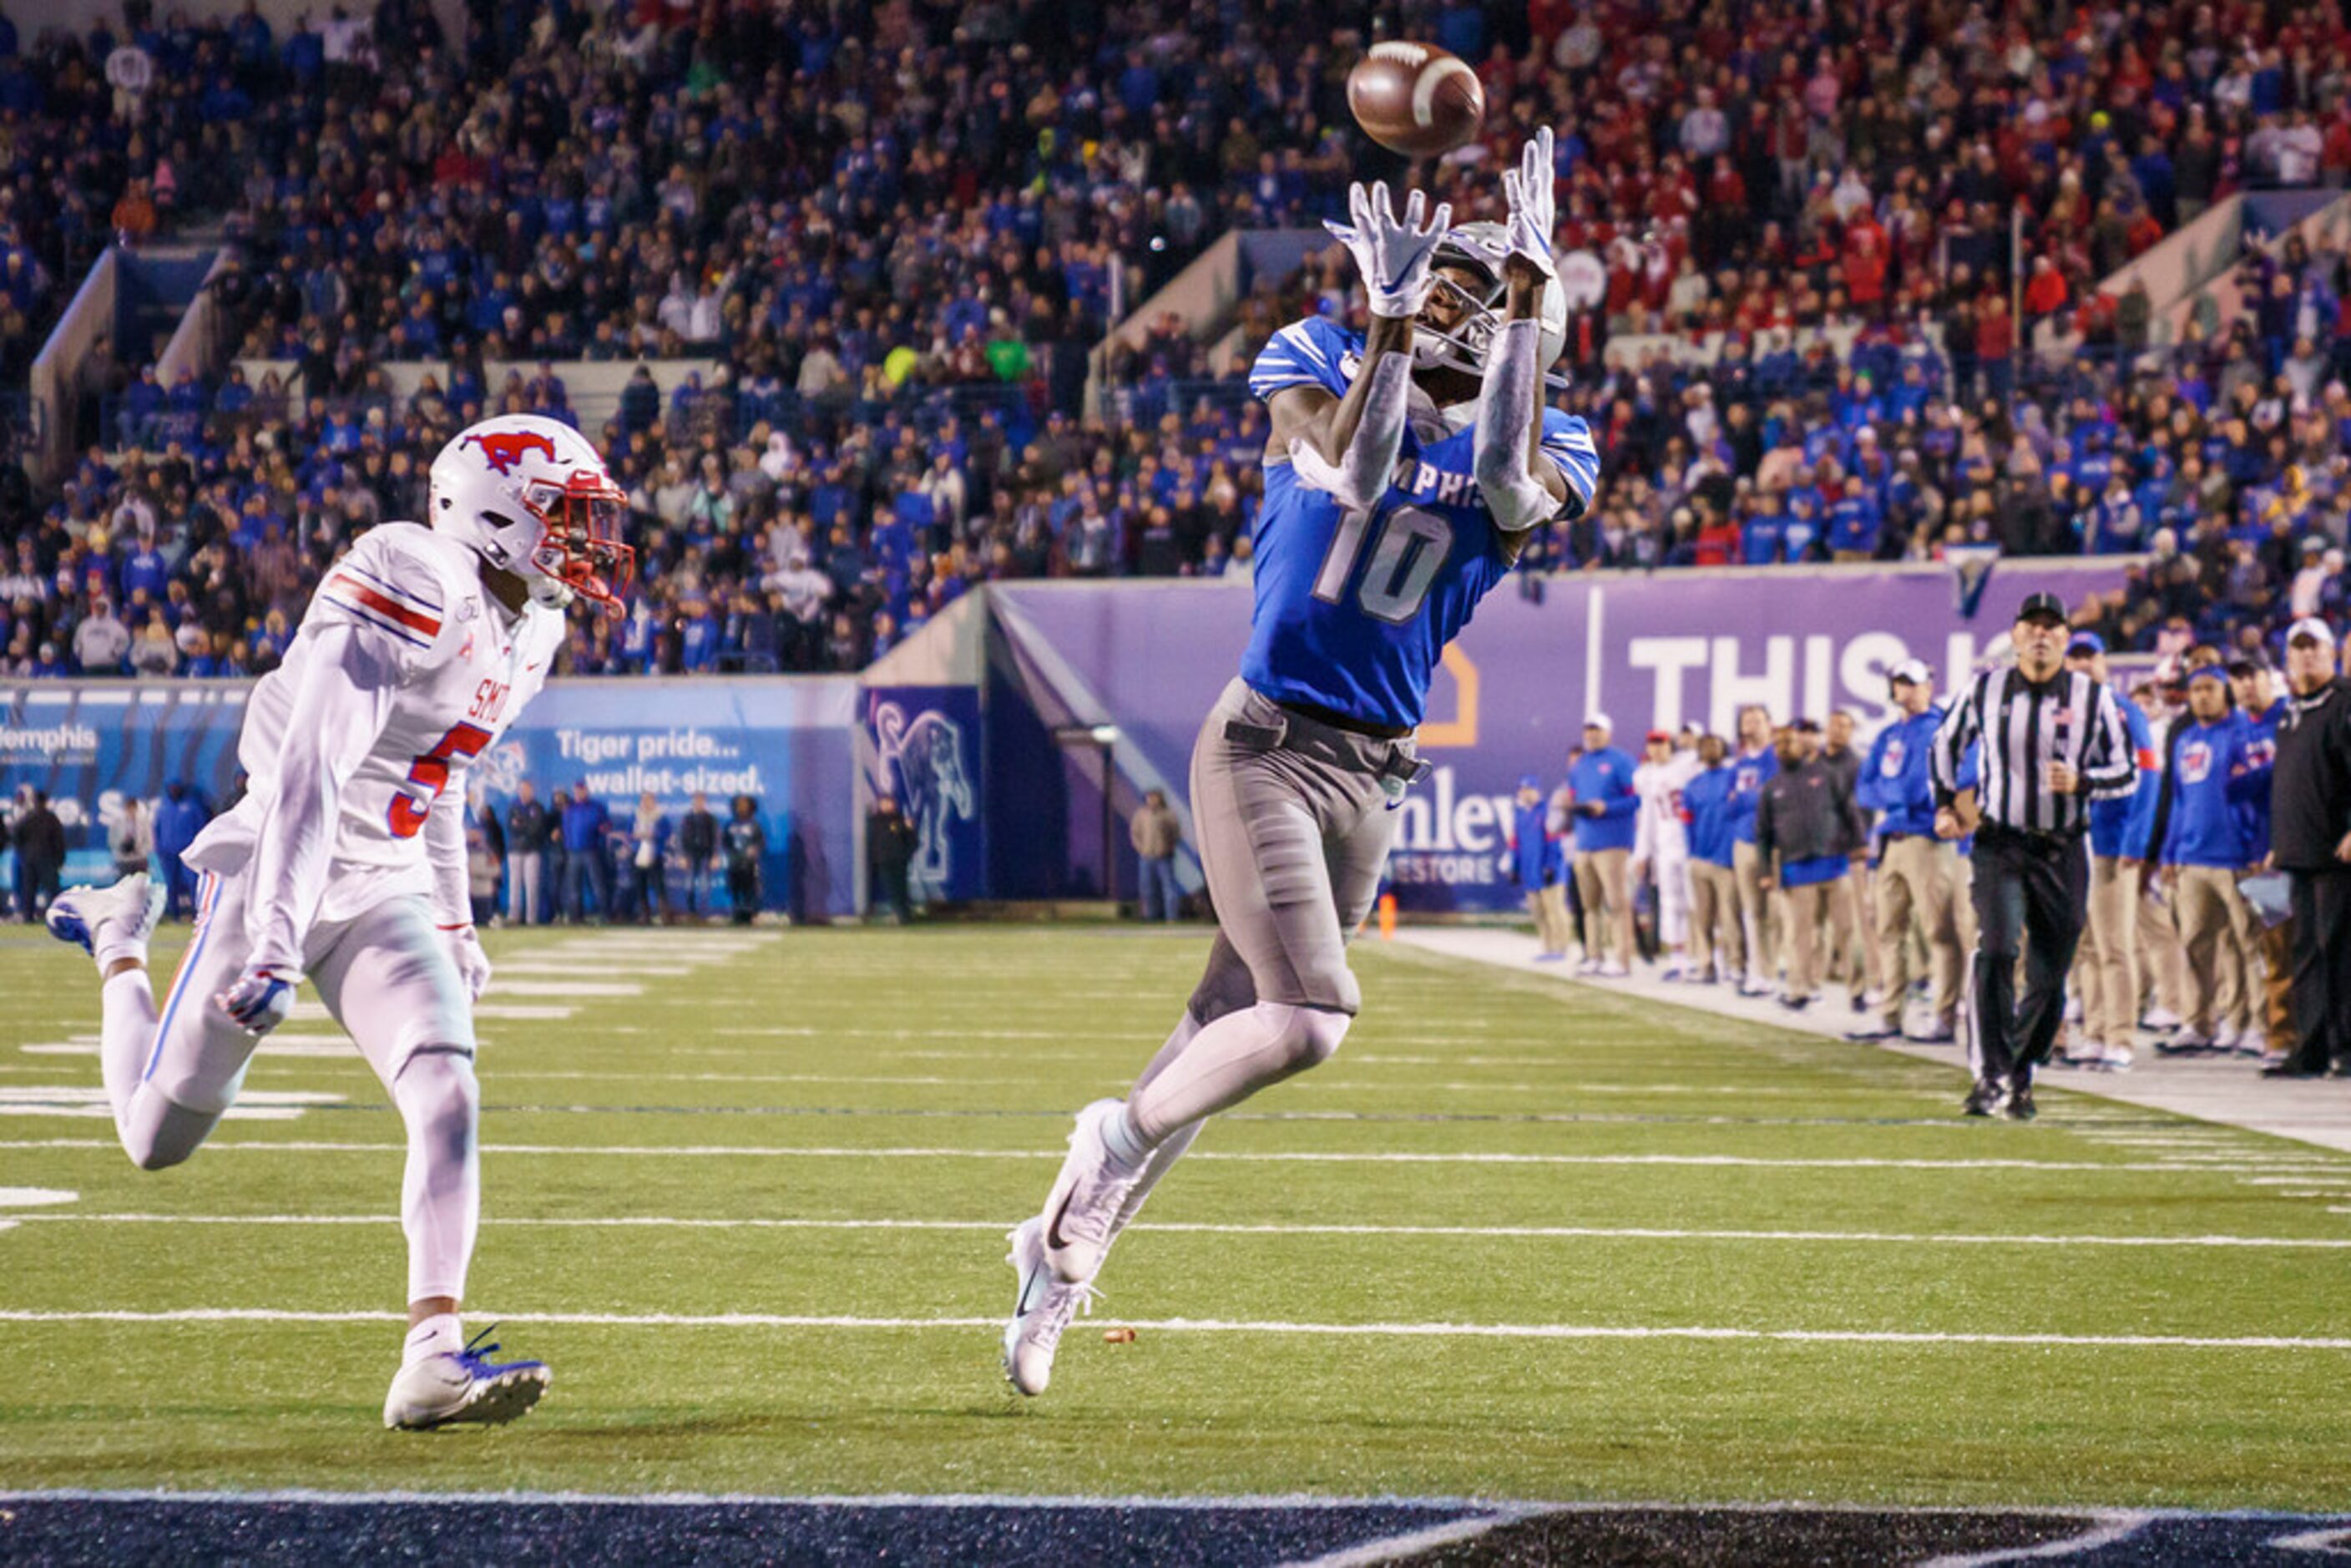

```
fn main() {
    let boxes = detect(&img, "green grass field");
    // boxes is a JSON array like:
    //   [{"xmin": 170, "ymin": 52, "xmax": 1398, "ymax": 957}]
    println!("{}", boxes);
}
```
[{"xmin": 3, "ymin": 921, "xmax": 2349, "ymax": 1509}]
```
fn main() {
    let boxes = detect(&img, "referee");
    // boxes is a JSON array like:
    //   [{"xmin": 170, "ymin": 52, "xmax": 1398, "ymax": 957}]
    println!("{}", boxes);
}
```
[{"xmin": 1929, "ymin": 592, "xmax": 2136, "ymax": 1119}]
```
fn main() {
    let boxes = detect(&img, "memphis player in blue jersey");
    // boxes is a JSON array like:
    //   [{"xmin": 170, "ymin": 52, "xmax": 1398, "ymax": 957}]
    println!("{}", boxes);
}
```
[{"xmin": 1002, "ymin": 130, "xmax": 1601, "ymax": 1395}]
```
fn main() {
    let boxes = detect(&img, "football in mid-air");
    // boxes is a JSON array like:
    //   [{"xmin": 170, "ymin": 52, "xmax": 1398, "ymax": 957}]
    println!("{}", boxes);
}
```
[{"xmin": 1347, "ymin": 41, "xmax": 1484, "ymax": 157}]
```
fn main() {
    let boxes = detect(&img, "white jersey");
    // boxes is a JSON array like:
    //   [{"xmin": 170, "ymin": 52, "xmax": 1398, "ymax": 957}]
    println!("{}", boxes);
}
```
[
  {"xmin": 187, "ymin": 524, "xmax": 566, "ymax": 975},
  {"xmin": 1632, "ymin": 751, "xmax": 1701, "ymax": 866}
]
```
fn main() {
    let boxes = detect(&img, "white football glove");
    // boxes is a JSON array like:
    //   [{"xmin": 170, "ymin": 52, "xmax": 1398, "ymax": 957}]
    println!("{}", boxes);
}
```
[
  {"xmin": 1324, "ymin": 181, "xmax": 1452, "ymax": 320},
  {"xmin": 1458, "ymin": 127, "xmax": 1559, "ymax": 281},
  {"xmin": 446, "ymin": 924, "xmax": 493, "ymax": 1004},
  {"xmin": 217, "ymin": 969, "xmax": 296, "ymax": 1036}
]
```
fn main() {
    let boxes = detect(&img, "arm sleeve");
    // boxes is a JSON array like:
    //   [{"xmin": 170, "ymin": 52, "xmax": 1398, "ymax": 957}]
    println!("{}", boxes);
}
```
[
  {"xmin": 2144, "ymin": 726, "xmax": 2182, "ymax": 864},
  {"xmin": 1601, "ymin": 772, "xmax": 1641, "ymax": 820},
  {"xmin": 1853, "ymin": 735, "xmax": 1888, "ymax": 812},
  {"xmin": 426, "ymin": 785, "xmax": 473, "ymax": 929},
  {"xmin": 1286, "ymin": 349, "xmax": 1413, "ymax": 513},
  {"xmin": 242, "ymin": 625, "xmax": 402, "ymax": 976},
  {"xmin": 1930, "ymin": 677, "xmax": 1979, "ymax": 807},
  {"xmin": 1472, "ymin": 319, "xmax": 1561, "ymax": 533},
  {"xmin": 1753, "ymin": 790, "xmax": 1777, "ymax": 861},
  {"xmin": 1633, "ymin": 786, "xmax": 1656, "ymax": 862},
  {"xmin": 2081, "ymin": 687, "xmax": 2137, "ymax": 801}
]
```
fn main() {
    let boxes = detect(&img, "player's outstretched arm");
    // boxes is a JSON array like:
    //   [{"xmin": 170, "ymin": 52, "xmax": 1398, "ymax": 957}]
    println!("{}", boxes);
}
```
[
  {"xmin": 1469, "ymin": 129, "xmax": 1568, "ymax": 532},
  {"xmin": 230, "ymin": 625, "xmax": 401, "ymax": 1024},
  {"xmin": 1279, "ymin": 182, "xmax": 1449, "ymax": 508}
]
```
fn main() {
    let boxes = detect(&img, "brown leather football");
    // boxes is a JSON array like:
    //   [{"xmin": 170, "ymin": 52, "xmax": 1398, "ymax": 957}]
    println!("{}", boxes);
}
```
[{"xmin": 1347, "ymin": 41, "xmax": 1484, "ymax": 158}]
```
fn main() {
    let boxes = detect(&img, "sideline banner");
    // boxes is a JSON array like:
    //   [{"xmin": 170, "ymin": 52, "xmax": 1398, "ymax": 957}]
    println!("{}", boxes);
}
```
[
  {"xmin": 1, "ymin": 677, "xmax": 862, "ymax": 920},
  {"xmin": 989, "ymin": 560, "xmax": 2131, "ymax": 912}
]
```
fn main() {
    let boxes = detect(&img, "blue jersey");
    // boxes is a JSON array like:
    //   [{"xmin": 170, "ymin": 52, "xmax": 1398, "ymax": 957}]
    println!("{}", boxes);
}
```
[
  {"xmin": 1241, "ymin": 317, "xmax": 1600, "ymax": 729},
  {"xmin": 1681, "ymin": 763, "xmax": 1739, "ymax": 867}
]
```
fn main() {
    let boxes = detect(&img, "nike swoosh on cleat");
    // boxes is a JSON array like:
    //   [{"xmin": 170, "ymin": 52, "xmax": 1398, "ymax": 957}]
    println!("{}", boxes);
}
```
[{"xmin": 1044, "ymin": 1196, "xmax": 1074, "ymax": 1255}]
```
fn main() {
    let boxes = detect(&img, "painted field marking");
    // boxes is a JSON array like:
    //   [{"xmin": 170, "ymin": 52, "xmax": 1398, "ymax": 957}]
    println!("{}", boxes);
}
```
[
  {"xmin": 16, "ymin": 1212, "xmax": 2351, "ymax": 1250},
  {"xmin": 1914, "ymin": 1512, "xmax": 2153, "ymax": 1568},
  {"xmin": 474, "ymin": 980, "xmax": 643, "ymax": 999},
  {"xmin": 0, "ymin": 1088, "xmax": 339, "ymax": 1121},
  {"xmin": 1287, "ymin": 1507, "xmax": 1543, "ymax": 1566},
  {"xmin": 4, "ymin": 1307, "xmax": 2351, "ymax": 1350},
  {"xmin": 0, "ymin": 1138, "xmax": 2305, "ymax": 1173},
  {"xmin": 0, "ymin": 1188, "xmax": 75, "ymax": 1208},
  {"xmin": 286, "ymin": 1001, "xmax": 572, "ymax": 1024}
]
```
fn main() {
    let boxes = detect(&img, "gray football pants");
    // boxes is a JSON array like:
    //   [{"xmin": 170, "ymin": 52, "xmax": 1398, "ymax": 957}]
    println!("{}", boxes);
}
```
[{"xmin": 1127, "ymin": 680, "xmax": 1405, "ymax": 1142}]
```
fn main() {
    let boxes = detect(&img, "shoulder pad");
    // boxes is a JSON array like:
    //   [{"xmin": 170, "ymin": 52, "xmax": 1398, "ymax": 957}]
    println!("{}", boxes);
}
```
[
  {"xmin": 1538, "ymin": 410, "xmax": 1602, "ymax": 518},
  {"xmin": 311, "ymin": 526, "xmax": 463, "ymax": 659},
  {"xmin": 1250, "ymin": 317, "xmax": 1360, "ymax": 405}
]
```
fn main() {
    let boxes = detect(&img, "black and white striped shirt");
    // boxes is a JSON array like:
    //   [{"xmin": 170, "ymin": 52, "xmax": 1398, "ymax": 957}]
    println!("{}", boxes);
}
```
[{"xmin": 1930, "ymin": 666, "xmax": 2136, "ymax": 837}]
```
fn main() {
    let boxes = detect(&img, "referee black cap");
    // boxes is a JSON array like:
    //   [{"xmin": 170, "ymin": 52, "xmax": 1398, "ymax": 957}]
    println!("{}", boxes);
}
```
[{"xmin": 2015, "ymin": 591, "xmax": 2068, "ymax": 626}]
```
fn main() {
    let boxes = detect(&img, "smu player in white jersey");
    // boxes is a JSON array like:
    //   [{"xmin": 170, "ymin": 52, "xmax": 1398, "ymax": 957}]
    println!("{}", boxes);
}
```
[
  {"xmin": 1631, "ymin": 730, "xmax": 1702, "ymax": 979},
  {"xmin": 46, "ymin": 413, "xmax": 631, "ymax": 1429}
]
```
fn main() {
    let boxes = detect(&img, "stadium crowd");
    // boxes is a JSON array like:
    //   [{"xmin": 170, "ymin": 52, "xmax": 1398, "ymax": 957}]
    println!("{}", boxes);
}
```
[
  {"xmin": 1509, "ymin": 606, "xmax": 2351, "ymax": 1078},
  {"xmin": 8, "ymin": 0, "xmax": 2351, "ymax": 679}
]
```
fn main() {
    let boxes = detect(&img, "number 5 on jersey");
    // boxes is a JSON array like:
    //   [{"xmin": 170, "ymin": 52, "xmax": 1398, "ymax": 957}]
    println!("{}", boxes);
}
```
[{"xmin": 388, "ymin": 722, "xmax": 493, "ymax": 838}]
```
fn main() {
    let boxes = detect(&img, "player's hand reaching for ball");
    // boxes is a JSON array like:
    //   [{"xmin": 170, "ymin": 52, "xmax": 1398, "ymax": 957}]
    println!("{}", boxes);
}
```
[
  {"xmin": 217, "ymin": 969, "xmax": 296, "ymax": 1036},
  {"xmin": 1323, "ymin": 181, "xmax": 1451, "ymax": 321},
  {"xmin": 446, "ymin": 924, "xmax": 493, "ymax": 1004},
  {"xmin": 1455, "ymin": 128, "xmax": 1557, "ymax": 286}
]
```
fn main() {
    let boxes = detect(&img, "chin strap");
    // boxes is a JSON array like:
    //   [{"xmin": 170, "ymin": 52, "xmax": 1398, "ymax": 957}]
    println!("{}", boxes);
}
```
[
  {"xmin": 1472, "ymin": 317, "xmax": 1558, "ymax": 533},
  {"xmin": 1287, "ymin": 350, "xmax": 1413, "ymax": 513}
]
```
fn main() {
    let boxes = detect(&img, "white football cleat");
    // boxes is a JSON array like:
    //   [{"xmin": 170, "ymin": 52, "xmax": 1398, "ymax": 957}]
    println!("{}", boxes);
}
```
[
  {"xmin": 46, "ymin": 873, "xmax": 164, "ymax": 969},
  {"xmin": 1039, "ymin": 1099, "xmax": 1145, "ymax": 1286},
  {"xmin": 1003, "ymin": 1216, "xmax": 1099, "ymax": 1397},
  {"xmin": 2097, "ymin": 1041, "xmax": 2136, "ymax": 1073},
  {"xmin": 2212, "ymin": 1021, "xmax": 2242, "ymax": 1055},
  {"xmin": 1597, "ymin": 959, "xmax": 1629, "ymax": 978},
  {"xmin": 383, "ymin": 1328, "xmax": 551, "ymax": 1431}
]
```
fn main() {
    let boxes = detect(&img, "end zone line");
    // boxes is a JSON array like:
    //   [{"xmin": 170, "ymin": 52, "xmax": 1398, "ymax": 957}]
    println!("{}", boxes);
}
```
[
  {"xmin": 2, "ymin": 1307, "xmax": 2349, "ymax": 1349},
  {"xmin": 0, "ymin": 1139, "xmax": 2302, "ymax": 1173},
  {"xmin": 15, "ymin": 1212, "xmax": 2351, "ymax": 1249}
]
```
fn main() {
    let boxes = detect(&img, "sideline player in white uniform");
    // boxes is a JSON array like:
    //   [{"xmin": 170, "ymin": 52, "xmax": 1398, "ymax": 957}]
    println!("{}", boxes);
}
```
[
  {"xmin": 1631, "ymin": 729, "xmax": 1701, "ymax": 979},
  {"xmin": 46, "ymin": 414, "xmax": 631, "ymax": 1429}
]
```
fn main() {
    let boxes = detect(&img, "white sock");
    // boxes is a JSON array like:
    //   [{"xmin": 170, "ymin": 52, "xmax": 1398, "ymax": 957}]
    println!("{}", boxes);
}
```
[
  {"xmin": 99, "ymin": 969, "xmax": 158, "ymax": 1133},
  {"xmin": 403, "ymin": 1312, "xmax": 463, "ymax": 1365},
  {"xmin": 392, "ymin": 1051, "xmax": 481, "ymax": 1305}
]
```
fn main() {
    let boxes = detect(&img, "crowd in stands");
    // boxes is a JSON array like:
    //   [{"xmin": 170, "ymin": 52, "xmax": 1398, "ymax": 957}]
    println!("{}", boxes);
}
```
[{"xmin": 11, "ymin": 0, "xmax": 2351, "ymax": 679}]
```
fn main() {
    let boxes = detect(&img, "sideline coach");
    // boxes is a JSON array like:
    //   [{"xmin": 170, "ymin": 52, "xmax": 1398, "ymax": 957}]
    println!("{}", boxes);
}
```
[
  {"xmin": 1929, "ymin": 592, "xmax": 2136, "ymax": 1119},
  {"xmin": 2270, "ymin": 617, "xmax": 2351, "ymax": 1075}
]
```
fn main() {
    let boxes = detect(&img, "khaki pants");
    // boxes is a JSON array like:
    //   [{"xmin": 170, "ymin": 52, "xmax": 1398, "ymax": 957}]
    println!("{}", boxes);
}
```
[
  {"xmin": 1574, "ymin": 847, "xmax": 1633, "ymax": 966},
  {"xmin": 1874, "ymin": 835, "xmax": 1961, "ymax": 1032},
  {"xmin": 1733, "ymin": 839, "xmax": 1779, "ymax": 982},
  {"xmin": 2138, "ymin": 875, "xmax": 2185, "ymax": 1020},
  {"xmin": 2077, "ymin": 854, "xmax": 2140, "ymax": 1047},
  {"xmin": 1782, "ymin": 875, "xmax": 1856, "ymax": 1002},
  {"xmin": 1688, "ymin": 860, "xmax": 1744, "ymax": 981},
  {"xmin": 1845, "ymin": 864, "xmax": 1881, "ymax": 992},
  {"xmin": 2259, "ymin": 917, "xmax": 2298, "ymax": 1053},
  {"xmin": 1527, "ymin": 883, "xmax": 1574, "ymax": 956},
  {"xmin": 2175, "ymin": 866, "xmax": 2254, "ymax": 1036}
]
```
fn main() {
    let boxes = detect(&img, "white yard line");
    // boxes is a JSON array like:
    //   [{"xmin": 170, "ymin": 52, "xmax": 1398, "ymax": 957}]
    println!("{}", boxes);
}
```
[
  {"xmin": 15, "ymin": 1212, "xmax": 2351, "ymax": 1249},
  {"xmin": 0, "ymin": 1307, "xmax": 2347, "ymax": 1349},
  {"xmin": 1281, "ymin": 1509, "xmax": 1542, "ymax": 1567},
  {"xmin": 1914, "ymin": 1512, "xmax": 2154, "ymax": 1567},
  {"xmin": 0, "ymin": 1138, "xmax": 2297, "ymax": 1171}
]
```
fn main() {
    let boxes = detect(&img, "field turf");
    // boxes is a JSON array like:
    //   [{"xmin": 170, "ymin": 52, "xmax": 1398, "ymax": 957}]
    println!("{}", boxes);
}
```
[{"xmin": 3, "ymin": 921, "xmax": 2350, "ymax": 1515}]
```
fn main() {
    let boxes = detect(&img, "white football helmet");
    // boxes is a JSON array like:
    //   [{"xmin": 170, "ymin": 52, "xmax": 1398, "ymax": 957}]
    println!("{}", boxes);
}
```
[
  {"xmin": 427, "ymin": 414, "xmax": 634, "ymax": 615},
  {"xmin": 1414, "ymin": 220, "xmax": 1570, "ymax": 385}
]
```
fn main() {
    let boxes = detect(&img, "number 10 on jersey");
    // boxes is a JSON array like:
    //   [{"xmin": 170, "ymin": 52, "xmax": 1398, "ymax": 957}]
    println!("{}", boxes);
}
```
[
  {"xmin": 388, "ymin": 721, "xmax": 493, "ymax": 837},
  {"xmin": 1312, "ymin": 503, "xmax": 1454, "ymax": 624}
]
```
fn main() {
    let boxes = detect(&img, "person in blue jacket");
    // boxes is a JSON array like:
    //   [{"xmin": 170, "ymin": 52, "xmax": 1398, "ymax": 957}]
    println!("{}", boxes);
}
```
[
  {"xmin": 1849, "ymin": 659, "xmax": 1962, "ymax": 1043},
  {"xmin": 2065, "ymin": 634, "xmax": 2156, "ymax": 1069},
  {"xmin": 2156, "ymin": 669, "xmax": 2260, "ymax": 1053},
  {"xmin": 1727, "ymin": 702, "xmax": 1781, "ymax": 994},
  {"xmin": 1568, "ymin": 715, "xmax": 1640, "ymax": 976},
  {"xmin": 1680, "ymin": 733, "xmax": 1744, "ymax": 984},
  {"xmin": 2227, "ymin": 652, "xmax": 2289, "ymax": 1062},
  {"xmin": 1504, "ymin": 774, "xmax": 1571, "ymax": 959},
  {"xmin": 560, "ymin": 782, "xmax": 614, "ymax": 924},
  {"xmin": 151, "ymin": 780, "xmax": 210, "ymax": 922}
]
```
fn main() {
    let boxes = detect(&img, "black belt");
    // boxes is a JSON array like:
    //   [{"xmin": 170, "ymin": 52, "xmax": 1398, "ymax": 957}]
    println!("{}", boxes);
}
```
[
  {"xmin": 1226, "ymin": 701, "xmax": 1430, "ymax": 786},
  {"xmin": 1974, "ymin": 821, "xmax": 2085, "ymax": 847}
]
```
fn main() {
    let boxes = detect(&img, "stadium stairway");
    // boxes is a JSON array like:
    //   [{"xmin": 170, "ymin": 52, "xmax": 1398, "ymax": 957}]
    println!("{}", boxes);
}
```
[{"xmin": 1394, "ymin": 927, "xmax": 2351, "ymax": 1155}]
